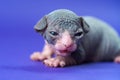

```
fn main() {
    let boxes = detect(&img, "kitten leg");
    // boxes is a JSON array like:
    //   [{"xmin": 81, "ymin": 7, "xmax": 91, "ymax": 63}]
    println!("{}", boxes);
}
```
[
  {"xmin": 43, "ymin": 56, "xmax": 77, "ymax": 67},
  {"xmin": 30, "ymin": 43, "xmax": 54, "ymax": 61}
]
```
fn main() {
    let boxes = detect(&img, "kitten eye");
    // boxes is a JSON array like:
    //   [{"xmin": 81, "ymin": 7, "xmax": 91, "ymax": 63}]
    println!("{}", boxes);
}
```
[
  {"xmin": 49, "ymin": 31, "xmax": 58, "ymax": 36},
  {"xmin": 75, "ymin": 32, "xmax": 83, "ymax": 37}
]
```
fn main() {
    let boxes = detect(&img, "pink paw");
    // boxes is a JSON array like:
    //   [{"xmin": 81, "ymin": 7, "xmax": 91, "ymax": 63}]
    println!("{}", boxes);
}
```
[
  {"xmin": 30, "ymin": 52, "xmax": 50, "ymax": 61},
  {"xmin": 43, "ymin": 57, "xmax": 66, "ymax": 67}
]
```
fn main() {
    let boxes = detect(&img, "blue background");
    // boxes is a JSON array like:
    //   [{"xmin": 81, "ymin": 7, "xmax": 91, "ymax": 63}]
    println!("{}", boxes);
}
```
[{"xmin": 0, "ymin": 0, "xmax": 120, "ymax": 80}]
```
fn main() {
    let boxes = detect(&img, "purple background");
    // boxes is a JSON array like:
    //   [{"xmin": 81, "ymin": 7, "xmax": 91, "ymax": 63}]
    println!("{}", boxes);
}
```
[{"xmin": 0, "ymin": 0, "xmax": 120, "ymax": 80}]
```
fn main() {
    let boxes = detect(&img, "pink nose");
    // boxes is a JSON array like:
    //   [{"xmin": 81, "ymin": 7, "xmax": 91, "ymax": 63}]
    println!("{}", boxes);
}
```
[
  {"xmin": 63, "ymin": 41, "xmax": 73, "ymax": 48},
  {"xmin": 62, "ymin": 33, "xmax": 73, "ymax": 48}
]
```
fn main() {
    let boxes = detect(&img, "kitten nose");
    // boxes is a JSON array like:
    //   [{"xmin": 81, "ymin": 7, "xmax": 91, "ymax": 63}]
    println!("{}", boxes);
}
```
[
  {"xmin": 63, "ymin": 37, "xmax": 73, "ymax": 48},
  {"xmin": 64, "ymin": 42, "xmax": 73, "ymax": 48},
  {"xmin": 62, "ymin": 31, "xmax": 73, "ymax": 48}
]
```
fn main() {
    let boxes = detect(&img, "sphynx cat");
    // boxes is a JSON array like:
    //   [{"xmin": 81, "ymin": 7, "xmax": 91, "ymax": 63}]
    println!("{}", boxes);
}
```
[{"xmin": 30, "ymin": 9, "xmax": 120, "ymax": 67}]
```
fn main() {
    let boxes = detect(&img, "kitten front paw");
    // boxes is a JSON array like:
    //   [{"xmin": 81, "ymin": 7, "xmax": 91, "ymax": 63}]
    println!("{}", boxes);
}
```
[
  {"xmin": 43, "ymin": 56, "xmax": 77, "ymax": 67},
  {"xmin": 30, "ymin": 52, "xmax": 50, "ymax": 61},
  {"xmin": 43, "ymin": 57, "xmax": 66, "ymax": 67}
]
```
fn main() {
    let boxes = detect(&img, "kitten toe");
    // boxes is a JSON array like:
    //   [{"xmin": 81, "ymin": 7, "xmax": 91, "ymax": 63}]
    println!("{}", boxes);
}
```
[
  {"xmin": 53, "ymin": 59, "xmax": 60, "ymax": 67},
  {"xmin": 43, "ymin": 58, "xmax": 55, "ymax": 67},
  {"xmin": 59, "ymin": 61, "xmax": 66, "ymax": 67}
]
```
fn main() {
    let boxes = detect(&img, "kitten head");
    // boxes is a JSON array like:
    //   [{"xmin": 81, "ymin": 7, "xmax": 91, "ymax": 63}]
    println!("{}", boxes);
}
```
[{"xmin": 34, "ymin": 9, "xmax": 89, "ymax": 56}]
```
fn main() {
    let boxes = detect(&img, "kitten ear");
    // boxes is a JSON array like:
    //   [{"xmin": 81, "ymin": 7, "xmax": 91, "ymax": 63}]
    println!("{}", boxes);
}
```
[
  {"xmin": 79, "ymin": 17, "xmax": 90, "ymax": 33},
  {"xmin": 34, "ymin": 16, "xmax": 47, "ymax": 35}
]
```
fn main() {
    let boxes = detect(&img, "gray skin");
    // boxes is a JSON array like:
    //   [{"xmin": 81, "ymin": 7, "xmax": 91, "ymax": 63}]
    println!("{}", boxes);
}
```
[{"xmin": 35, "ymin": 9, "xmax": 120, "ymax": 64}]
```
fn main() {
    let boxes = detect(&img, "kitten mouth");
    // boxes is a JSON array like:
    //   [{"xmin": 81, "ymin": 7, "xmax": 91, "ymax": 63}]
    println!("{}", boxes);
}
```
[
  {"xmin": 57, "ymin": 50, "xmax": 72, "ymax": 56},
  {"xmin": 59, "ymin": 50, "xmax": 71, "ymax": 53},
  {"xmin": 55, "ymin": 44, "xmax": 77, "ymax": 56}
]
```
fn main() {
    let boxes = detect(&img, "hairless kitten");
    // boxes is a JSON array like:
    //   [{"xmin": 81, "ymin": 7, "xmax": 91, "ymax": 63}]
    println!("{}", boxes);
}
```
[{"xmin": 30, "ymin": 9, "xmax": 120, "ymax": 67}]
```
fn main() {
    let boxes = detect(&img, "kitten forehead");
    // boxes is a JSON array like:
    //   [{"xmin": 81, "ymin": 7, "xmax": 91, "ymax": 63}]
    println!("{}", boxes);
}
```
[
  {"xmin": 46, "ymin": 9, "xmax": 79, "ymax": 24},
  {"xmin": 46, "ymin": 9, "xmax": 81, "ymax": 32},
  {"xmin": 50, "ymin": 19, "xmax": 80, "ymax": 33}
]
